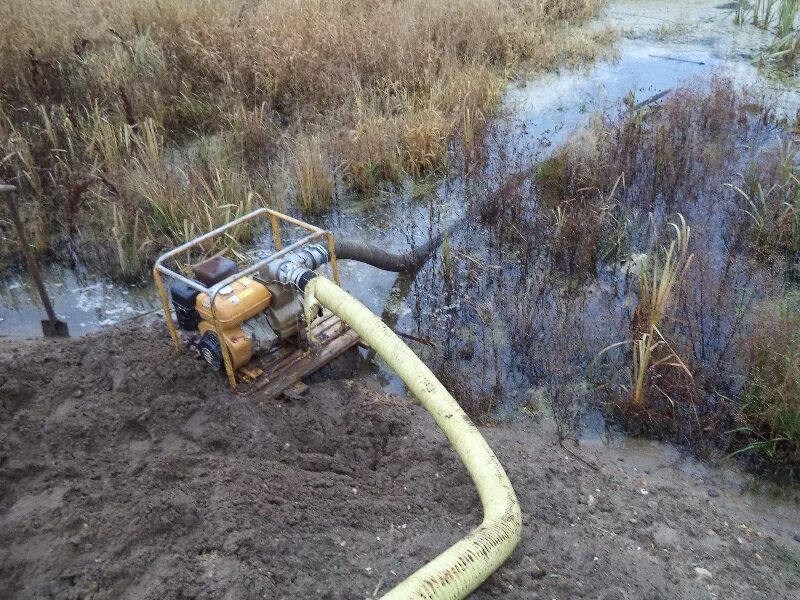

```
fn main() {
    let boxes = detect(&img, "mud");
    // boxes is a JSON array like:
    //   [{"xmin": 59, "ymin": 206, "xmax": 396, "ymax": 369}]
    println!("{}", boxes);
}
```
[{"xmin": 1, "ymin": 321, "xmax": 798, "ymax": 599}]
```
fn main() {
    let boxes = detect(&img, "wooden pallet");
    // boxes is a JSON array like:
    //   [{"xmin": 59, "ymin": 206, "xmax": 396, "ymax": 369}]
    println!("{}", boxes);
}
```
[{"xmin": 239, "ymin": 311, "xmax": 361, "ymax": 400}]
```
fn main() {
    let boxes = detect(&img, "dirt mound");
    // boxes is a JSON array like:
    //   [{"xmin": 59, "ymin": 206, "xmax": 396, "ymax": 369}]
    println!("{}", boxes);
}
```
[
  {"xmin": 1, "ymin": 320, "xmax": 799, "ymax": 599},
  {"xmin": 0, "ymin": 321, "xmax": 476, "ymax": 599}
]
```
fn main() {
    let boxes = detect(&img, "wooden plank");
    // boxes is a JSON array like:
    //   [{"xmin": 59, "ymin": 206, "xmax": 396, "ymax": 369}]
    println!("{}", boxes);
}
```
[
  {"xmin": 259, "ymin": 327, "xmax": 361, "ymax": 401},
  {"xmin": 284, "ymin": 381, "xmax": 310, "ymax": 400},
  {"xmin": 309, "ymin": 312, "xmax": 343, "ymax": 340},
  {"xmin": 241, "ymin": 313, "xmax": 361, "ymax": 397},
  {"xmin": 237, "ymin": 365, "xmax": 264, "ymax": 382},
  {"xmin": 248, "ymin": 312, "xmax": 337, "ymax": 380},
  {"xmin": 265, "ymin": 346, "xmax": 310, "ymax": 374},
  {"xmin": 291, "ymin": 380, "xmax": 310, "ymax": 394}
]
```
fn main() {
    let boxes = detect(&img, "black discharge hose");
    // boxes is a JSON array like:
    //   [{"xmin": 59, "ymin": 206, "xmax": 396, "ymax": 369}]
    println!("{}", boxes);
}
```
[
  {"xmin": 330, "ymin": 157, "xmax": 546, "ymax": 273},
  {"xmin": 333, "ymin": 217, "xmax": 465, "ymax": 273}
]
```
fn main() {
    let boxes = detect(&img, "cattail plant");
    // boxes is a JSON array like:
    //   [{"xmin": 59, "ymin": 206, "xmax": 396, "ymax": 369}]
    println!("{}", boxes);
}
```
[{"xmin": 634, "ymin": 214, "xmax": 693, "ymax": 335}]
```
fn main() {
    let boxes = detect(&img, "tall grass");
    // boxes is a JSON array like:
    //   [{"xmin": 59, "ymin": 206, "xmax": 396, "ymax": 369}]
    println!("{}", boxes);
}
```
[
  {"xmin": 111, "ymin": 203, "xmax": 148, "ymax": 281},
  {"xmin": 734, "ymin": 0, "xmax": 797, "ymax": 32},
  {"xmin": 732, "ymin": 295, "xmax": 800, "ymax": 470},
  {"xmin": 635, "ymin": 215, "xmax": 693, "ymax": 334},
  {"xmin": 0, "ymin": 0, "xmax": 610, "ymax": 278},
  {"xmin": 755, "ymin": 0, "xmax": 779, "ymax": 28},
  {"xmin": 624, "ymin": 216, "xmax": 694, "ymax": 406},
  {"xmin": 629, "ymin": 328, "xmax": 692, "ymax": 408},
  {"xmin": 739, "ymin": 0, "xmax": 786, "ymax": 28},
  {"xmin": 599, "ymin": 215, "xmax": 694, "ymax": 408},
  {"xmin": 735, "ymin": 0, "xmax": 750, "ymax": 26},
  {"xmin": 778, "ymin": 0, "xmax": 799, "ymax": 35},
  {"xmin": 292, "ymin": 136, "xmax": 335, "ymax": 215}
]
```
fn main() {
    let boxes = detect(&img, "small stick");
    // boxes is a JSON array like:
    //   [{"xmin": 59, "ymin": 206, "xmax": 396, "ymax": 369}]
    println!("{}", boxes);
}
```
[
  {"xmin": 372, "ymin": 573, "xmax": 386, "ymax": 597},
  {"xmin": 394, "ymin": 330, "xmax": 436, "ymax": 348},
  {"xmin": 632, "ymin": 89, "xmax": 673, "ymax": 111},
  {"xmin": 647, "ymin": 54, "xmax": 706, "ymax": 65},
  {"xmin": 558, "ymin": 439, "xmax": 600, "ymax": 472}
]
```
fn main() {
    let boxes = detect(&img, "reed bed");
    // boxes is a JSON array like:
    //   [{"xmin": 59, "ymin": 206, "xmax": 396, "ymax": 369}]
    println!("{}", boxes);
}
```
[
  {"xmin": 479, "ymin": 78, "xmax": 798, "ymax": 475},
  {"xmin": 0, "ymin": 0, "xmax": 610, "ymax": 277},
  {"xmin": 735, "ymin": 0, "xmax": 800, "ymax": 67}
]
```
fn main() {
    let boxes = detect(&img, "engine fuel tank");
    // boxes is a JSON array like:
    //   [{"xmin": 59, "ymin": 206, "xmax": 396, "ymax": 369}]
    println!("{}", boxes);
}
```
[{"xmin": 196, "ymin": 277, "xmax": 271, "ymax": 328}]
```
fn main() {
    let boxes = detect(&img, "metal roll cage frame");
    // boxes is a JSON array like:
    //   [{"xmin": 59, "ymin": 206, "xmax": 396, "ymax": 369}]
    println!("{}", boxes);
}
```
[{"xmin": 153, "ymin": 208, "xmax": 340, "ymax": 389}]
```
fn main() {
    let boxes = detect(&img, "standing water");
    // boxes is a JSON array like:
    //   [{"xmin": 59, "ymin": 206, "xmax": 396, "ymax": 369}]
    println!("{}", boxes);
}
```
[{"xmin": 2, "ymin": 0, "xmax": 799, "ymax": 340}]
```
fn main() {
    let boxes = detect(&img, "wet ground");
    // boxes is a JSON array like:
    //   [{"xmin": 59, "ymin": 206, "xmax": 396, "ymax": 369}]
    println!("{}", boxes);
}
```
[{"xmin": 1, "ymin": 323, "xmax": 798, "ymax": 599}]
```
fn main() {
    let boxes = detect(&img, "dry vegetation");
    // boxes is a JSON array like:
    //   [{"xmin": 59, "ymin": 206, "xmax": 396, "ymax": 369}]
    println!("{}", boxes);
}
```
[
  {"xmin": 546, "ymin": 81, "xmax": 800, "ymax": 475},
  {"xmin": 425, "ymin": 79, "xmax": 799, "ymax": 477},
  {"xmin": 0, "ymin": 0, "xmax": 611, "ymax": 277},
  {"xmin": 734, "ymin": 294, "xmax": 800, "ymax": 472}
]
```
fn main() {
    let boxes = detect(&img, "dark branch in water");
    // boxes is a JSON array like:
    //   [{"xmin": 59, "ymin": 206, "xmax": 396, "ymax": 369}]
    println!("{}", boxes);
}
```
[
  {"xmin": 633, "ymin": 89, "xmax": 673, "ymax": 110},
  {"xmin": 648, "ymin": 54, "xmax": 706, "ymax": 65},
  {"xmin": 334, "ymin": 220, "xmax": 460, "ymax": 273}
]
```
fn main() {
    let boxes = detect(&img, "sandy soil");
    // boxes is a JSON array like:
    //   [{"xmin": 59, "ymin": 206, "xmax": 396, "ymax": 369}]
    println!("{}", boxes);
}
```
[{"xmin": 1, "ymin": 320, "xmax": 798, "ymax": 599}]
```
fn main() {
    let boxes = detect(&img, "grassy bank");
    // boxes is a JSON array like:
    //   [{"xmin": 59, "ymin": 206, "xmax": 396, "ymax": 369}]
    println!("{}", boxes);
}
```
[{"xmin": 0, "ymin": 0, "xmax": 612, "ymax": 278}]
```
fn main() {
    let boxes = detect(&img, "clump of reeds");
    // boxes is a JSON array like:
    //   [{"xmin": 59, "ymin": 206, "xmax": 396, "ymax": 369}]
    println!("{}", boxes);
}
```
[
  {"xmin": 736, "ymin": 0, "xmax": 796, "ymax": 29},
  {"xmin": 340, "ymin": 114, "xmax": 403, "ymax": 193},
  {"xmin": 735, "ymin": 0, "xmax": 750, "ymax": 26},
  {"xmin": 599, "ymin": 215, "xmax": 694, "ymax": 409},
  {"xmin": 735, "ymin": 0, "xmax": 800, "ymax": 68},
  {"xmin": 634, "ymin": 215, "xmax": 693, "ymax": 335},
  {"xmin": 732, "ymin": 295, "xmax": 800, "ymax": 472},
  {"xmin": 0, "ymin": 0, "xmax": 610, "ymax": 278},
  {"xmin": 111, "ymin": 203, "xmax": 149, "ymax": 281},
  {"xmin": 778, "ymin": 0, "xmax": 799, "ymax": 35},
  {"xmin": 402, "ymin": 110, "xmax": 449, "ymax": 177},
  {"xmin": 763, "ymin": 29, "xmax": 800, "ymax": 68},
  {"xmin": 529, "ymin": 121, "xmax": 625, "ymax": 277},
  {"xmin": 292, "ymin": 135, "xmax": 335, "ymax": 214},
  {"xmin": 755, "ymin": 0, "xmax": 779, "ymax": 28},
  {"xmin": 729, "ymin": 137, "xmax": 800, "ymax": 257}
]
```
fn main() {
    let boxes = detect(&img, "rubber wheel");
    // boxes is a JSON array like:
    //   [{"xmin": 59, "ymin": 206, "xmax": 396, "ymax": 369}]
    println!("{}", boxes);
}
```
[{"xmin": 198, "ymin": 331, "xmax": 224, "ymax": 371}]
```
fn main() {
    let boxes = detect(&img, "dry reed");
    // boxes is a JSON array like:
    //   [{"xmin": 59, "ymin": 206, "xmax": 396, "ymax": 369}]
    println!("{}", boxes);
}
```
[{"xmin": 0, "ymin": 0, "xmax": 609, "ymax": 276}]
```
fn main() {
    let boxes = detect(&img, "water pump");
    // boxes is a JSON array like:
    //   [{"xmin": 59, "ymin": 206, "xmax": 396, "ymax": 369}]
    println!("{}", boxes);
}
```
[{"xmin": 168, "ymin": 243, "xmax": 330, "ymax": 372}]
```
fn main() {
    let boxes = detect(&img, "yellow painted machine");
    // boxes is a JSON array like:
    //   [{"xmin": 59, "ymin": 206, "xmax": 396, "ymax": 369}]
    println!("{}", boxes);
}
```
[{"xmin": 153, "ymin": 209, "xmax": 353, "ymax": 392}]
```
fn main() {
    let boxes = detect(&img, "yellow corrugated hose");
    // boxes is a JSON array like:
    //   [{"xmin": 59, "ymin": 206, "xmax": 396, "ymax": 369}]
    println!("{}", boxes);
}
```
[{"xmin": 303, "ymin": 276, "xmax": 522, "ymax": 599}]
